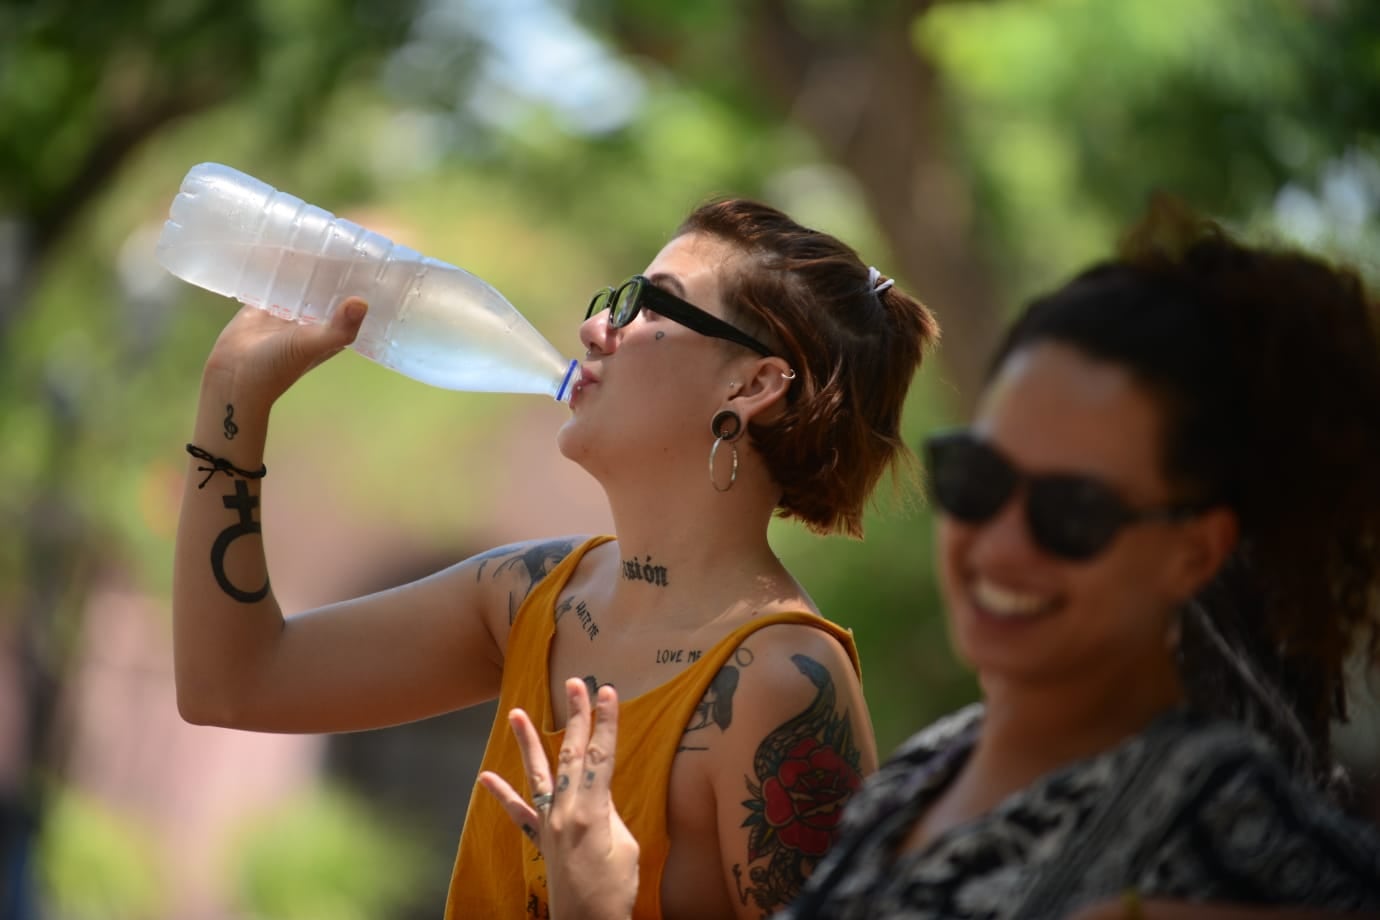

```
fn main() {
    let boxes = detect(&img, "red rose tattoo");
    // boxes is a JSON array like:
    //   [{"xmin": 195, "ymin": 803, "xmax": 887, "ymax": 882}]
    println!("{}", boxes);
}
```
[
  {"xmin": 736, "ymin": 654, "xmax": 862, "ymax": 913},
  {"xmin": 761, "ymin": 737, "xmax": 862, "ymax": 857}
]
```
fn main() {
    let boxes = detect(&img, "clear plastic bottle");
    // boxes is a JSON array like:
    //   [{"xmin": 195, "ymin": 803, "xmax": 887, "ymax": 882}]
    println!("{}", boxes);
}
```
[{"xmin": 155, "ymin": 162, "xmax": 579, "ymax": 401}]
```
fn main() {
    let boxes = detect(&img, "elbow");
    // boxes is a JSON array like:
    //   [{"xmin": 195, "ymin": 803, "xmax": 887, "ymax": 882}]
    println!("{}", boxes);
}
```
[{"xmin": 175, "ymin": 680, "xmax": 247, "ymax": 728}]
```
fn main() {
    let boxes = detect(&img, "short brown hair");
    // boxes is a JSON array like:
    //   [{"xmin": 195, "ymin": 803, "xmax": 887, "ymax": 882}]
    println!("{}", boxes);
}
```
[{"xmin": 677, "ymin": 198, "xmax": 940, "ymax": 537}]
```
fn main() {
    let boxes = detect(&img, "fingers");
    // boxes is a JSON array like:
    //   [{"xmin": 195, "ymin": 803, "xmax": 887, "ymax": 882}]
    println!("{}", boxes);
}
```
[
  {"xmin": 488, "ymin": 684, "xmax": 622, "ymax": 847},
  {"xmin": 556, "ymin": 678, "xmax": 594, "ymax": 804},
  {"xmin": 507, "ymin": 707, "xmax": 556, "ymax": 803},
  {"xmin": 583, "ymin": 684, "xmax": 619, "ymax": 798},
  {"xmin": 299, "ymin": 298, "xmax": 367, "ymax": 371},
  {"xmin": 477, "ymin": 770, "xmax": 542, "ymax": 843},
  {"xmin": 333, "ymin": 297, "xmax": 368, "ymax": 343}
]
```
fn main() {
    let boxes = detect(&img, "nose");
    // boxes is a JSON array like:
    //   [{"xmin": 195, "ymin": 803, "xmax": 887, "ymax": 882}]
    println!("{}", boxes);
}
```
[
  {"xmin": 579, "ymin": 310, "xmax": 617, "ymax": 357},
  {"xmin": 964, "ymin": 485, "xmax": 1044, "ymax": 568}
]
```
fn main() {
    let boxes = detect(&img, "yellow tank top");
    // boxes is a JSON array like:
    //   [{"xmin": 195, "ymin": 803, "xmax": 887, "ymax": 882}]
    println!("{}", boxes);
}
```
[{"xmin": 443, "ymin": 536, "xmax": 861, "ymax": 920}]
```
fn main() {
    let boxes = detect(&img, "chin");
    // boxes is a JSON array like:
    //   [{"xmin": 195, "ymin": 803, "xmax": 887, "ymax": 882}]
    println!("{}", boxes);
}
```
[
  {"xmin": 555, "ymin": 419, "xmax": 615, "ymax": 483},
  {"xmin": 555, "ymin": 419, "xmax": 594, "ymax": 469}
]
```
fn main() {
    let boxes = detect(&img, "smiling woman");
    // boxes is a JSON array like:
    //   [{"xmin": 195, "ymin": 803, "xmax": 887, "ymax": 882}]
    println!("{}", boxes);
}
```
[
  {"xmin": 490, "ymin": 196, "xmax": 1380, "ymax": 920},
  {"xmin": 169, "ymin": 195, "xmax": 939, "ymax": 920}
]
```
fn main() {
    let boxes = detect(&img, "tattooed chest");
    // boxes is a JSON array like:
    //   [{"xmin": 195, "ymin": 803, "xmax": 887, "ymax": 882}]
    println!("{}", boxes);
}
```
[{"xmin": 550, "ymin": 591, "xmax": 711, "ymax": 701}]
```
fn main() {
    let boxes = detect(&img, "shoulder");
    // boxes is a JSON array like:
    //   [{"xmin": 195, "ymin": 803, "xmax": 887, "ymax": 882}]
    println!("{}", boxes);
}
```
[
  {"xmin": 696, "ymin": 619, "xmax": 874, "ymax": 772},
  {"xmin": 887, "ymin": 702, "xmax": 984, "ymax": 765},
  {"xmin": 460, "ymin": 535, "xmax": 604, "ymax": 631},
  {"xmin": 465, "ymin": 535, "xmax": 603, "ymax": 582},
  {"xmin": 1141, "ymin": 714, "xmax": 1380, "ymax": 904},
  {"xmin": 733, "ymin": 619, "xmax": 862, "ymax": 687}
]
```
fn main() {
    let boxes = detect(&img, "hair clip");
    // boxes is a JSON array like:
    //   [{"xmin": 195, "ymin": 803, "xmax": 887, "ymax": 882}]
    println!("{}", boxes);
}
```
[{"xmin": 867, "ymin": 266, "xmax": 895, "ymax": 295}]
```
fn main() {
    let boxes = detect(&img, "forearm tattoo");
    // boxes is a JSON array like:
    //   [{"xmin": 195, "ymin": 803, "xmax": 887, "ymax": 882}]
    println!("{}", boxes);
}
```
[
  {"xmin": 222, "ymin": 403, "xmax": 239, "ymax": 440},
  {"xmin": 210, "ymin": 479, "xmax": 269, "ymax": 603},
  {"xmin": 734, "ymin": 654, "xmax": 862, "ymax": 914},
  {"xmin": 474, "ymin": 539, "xmax": 577, "ymax": 624}
]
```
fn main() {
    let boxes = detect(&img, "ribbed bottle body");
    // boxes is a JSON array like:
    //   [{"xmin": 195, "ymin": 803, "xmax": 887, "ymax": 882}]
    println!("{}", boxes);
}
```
[{"xmin": 156, "ymin": 163, "xmax": 576, "ymax": 399}]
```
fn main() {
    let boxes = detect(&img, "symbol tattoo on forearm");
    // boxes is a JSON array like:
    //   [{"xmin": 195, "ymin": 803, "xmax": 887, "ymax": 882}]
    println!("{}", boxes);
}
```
[
  {"xmin": 223, "ymin": 403, "xmax": 239, "ymax": 440},
  {"xmin": 210, "ymin": 480, "xmax": 270, "ymax": 603}
]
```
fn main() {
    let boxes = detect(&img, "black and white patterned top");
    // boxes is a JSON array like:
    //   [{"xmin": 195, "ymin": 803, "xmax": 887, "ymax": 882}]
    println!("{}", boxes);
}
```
[{"xmin": 780, "ymin": 704, "xmax": 1380, "ymax": 919}]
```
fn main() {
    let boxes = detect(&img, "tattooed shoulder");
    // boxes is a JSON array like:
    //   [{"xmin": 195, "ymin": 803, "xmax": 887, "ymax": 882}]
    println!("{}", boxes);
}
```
[
  {"xmin": 472, "ymin": 537, "xmax": 581, "ymax": 623},
  {"xmin": 734, "ymin": 653, "xmax": 863, "ymax": 913},
  {"xmin": 473, "ymin": 537, "xmax": 580, "ymax": 582}
]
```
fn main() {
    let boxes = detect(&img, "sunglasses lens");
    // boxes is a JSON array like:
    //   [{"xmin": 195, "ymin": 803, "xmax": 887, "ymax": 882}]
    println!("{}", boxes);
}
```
[
  {"xmin": 1027, "ymin": 478, "xmax": 1128, "ymax": 561},
  {"xmin": 611, "ymin": 279, "xmax": 641, "ymax": 327},
  {"xmin": 926, "ymin": 434, "xmax": 1016, "ymax": 523},
  {"xmin": 586, "ymin": 289, "xmax": 612, "ymax": 320}
]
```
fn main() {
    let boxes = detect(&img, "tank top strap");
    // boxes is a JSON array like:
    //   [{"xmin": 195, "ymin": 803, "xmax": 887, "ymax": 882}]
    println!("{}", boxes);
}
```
[{"xmin": 697, "ymin": 610, "xmax": 862, "ymax": 680}]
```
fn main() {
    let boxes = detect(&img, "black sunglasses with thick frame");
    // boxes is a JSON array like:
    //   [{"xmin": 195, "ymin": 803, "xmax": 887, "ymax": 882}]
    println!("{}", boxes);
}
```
[
  {"xmin": 585, "ymin": 275, "xmax": 777, "ymax": 357},
  {"xmin": 922, "ymin": 428, "xmax": 1208, "ymax": 561}
]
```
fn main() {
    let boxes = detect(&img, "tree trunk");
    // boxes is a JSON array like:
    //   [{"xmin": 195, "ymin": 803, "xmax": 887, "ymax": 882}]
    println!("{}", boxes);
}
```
[{"xmin": 746, "ymin": 0, "xmax": 1007, "ymax": 416}]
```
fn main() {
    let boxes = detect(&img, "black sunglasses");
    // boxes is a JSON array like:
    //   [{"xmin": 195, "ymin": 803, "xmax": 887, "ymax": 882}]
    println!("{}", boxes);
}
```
[
  {"xmin": 922, "ymin": 429, "xmax": 1205, "ymax": 561},
  {"xmin": 585, "ymin": 275, "xmax": 777, "ymax": 357}
]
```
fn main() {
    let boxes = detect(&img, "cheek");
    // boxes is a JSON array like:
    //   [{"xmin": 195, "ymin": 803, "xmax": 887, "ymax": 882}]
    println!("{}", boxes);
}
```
[
  {"xmin": 1066, "ymin": 540, "xmax": 1178, "ymax": 636},
  {"xmin": 935, "ymin": 518, "xmax": 970, "ymax": 599}
]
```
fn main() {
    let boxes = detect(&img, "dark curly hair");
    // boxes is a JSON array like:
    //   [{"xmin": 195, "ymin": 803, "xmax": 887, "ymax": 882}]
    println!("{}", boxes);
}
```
[
  {"xmin": 677, "ymin": 198, "xmax": 940, "ymax": 538},
  {"xmin": 989, "ymin": 195, "xmax": 1380, "ymax": 793}
]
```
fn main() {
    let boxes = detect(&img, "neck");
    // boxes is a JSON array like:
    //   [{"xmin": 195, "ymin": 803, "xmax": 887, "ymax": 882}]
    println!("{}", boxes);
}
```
[
  {"xmin": 974, "ymin": 652, "xmax": 1185, "ymax": 776},
  {"xmin": 597, "ymin": 460, "xmax": 791, "ymax": 625}
]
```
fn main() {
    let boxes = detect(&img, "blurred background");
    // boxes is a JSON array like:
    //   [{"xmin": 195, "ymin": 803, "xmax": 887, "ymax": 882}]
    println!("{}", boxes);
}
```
[{"xmin": 3, "ymin": 0, "xmax": 1379, "ymax": 917}]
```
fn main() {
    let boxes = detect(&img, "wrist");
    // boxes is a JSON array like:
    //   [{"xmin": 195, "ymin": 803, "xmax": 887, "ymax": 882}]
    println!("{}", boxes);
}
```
[{"xmin": 193, "ymin": 371, "xmax": 271, "ymax": 466}]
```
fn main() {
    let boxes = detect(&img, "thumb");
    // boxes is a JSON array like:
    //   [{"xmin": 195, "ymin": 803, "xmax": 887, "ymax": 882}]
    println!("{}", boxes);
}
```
[
  {"xmin": 330, "ymin": 297, "xmax": 369, "ymax": 346},
  {"xmin": 295, "ymin": 298, "xmax": 368, "ymax": 372}
]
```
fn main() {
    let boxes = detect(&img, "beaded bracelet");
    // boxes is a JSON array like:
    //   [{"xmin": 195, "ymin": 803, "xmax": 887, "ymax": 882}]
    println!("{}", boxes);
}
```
[{"xmin": 185, "ymin": 443, "xmax": 267, "ymax": 489}]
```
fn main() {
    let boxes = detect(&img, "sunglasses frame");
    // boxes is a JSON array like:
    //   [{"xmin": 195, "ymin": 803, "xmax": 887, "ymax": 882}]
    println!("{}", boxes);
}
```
[
  {"xmin": 585, "ymin": 275, "xmax": 777, "ymax": 357},
  {"xmin": 922, "ymin": 428, "xmax": 1206, "ymax": 561}
]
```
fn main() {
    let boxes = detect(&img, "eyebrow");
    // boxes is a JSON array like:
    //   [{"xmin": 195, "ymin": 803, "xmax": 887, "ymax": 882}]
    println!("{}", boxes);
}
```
[{"xmin": 646, "ymin": 272, "xmax": 688, "ymax": 300}]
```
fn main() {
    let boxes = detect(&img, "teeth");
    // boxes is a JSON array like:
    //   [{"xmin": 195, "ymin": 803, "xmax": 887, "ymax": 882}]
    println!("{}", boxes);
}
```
[{"xmin": 972, "ymin": 578, "xmax": 1053, "ymax": 619}]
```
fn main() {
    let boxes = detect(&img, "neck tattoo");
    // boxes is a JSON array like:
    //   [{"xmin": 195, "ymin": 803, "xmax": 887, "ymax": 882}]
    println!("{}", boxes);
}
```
[{"xmin": 622, "ymin": 555, "xmax": 670, "ymax": 587}]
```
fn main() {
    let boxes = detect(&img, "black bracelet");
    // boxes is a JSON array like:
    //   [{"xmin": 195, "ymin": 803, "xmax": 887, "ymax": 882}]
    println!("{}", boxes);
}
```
[{"xmin": 185, "ymin": 443, "xmax": 268, "ymax": 489}]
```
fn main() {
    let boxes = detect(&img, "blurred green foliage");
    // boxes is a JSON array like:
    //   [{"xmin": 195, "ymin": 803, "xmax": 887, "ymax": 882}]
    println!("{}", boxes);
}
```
[
  {"xmin": 7, "ymin": 0, "xmax": 1380, "ymax": 916},
  {"xmin": 38, "ymin": 789, "xmax": 165, "ymax": 918},
  {"xmin": 227, "ymin": 785, "xmax": 432, "ymax": 920},
  {"xmin": 918, "ymin": 0, "xmax": 1380, "ymax": 297}
]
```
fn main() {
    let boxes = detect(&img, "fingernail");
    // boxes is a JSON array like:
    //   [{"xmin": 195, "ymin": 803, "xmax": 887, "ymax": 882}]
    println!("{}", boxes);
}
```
[{"xmin": 345, "ymin": 300, "xmax": 367, "ymax": 323}]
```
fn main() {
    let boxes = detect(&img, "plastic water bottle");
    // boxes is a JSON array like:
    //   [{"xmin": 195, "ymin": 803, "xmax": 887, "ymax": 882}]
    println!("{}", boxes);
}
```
[{"xmin": 155, "ymin": 162, "xmax": 579, "ymax": 401}]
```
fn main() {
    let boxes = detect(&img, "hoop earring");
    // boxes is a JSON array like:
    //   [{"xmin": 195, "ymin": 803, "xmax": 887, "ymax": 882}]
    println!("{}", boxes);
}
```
[{"xmin": 709, "ymin": 409, "xmax": 743, "ymax": 493}]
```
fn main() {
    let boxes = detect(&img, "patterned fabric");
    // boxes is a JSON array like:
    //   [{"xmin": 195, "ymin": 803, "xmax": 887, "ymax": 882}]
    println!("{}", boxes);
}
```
[{"xmin": 781, "ymin": 705, "xmax": 1380, "ymax": 919}]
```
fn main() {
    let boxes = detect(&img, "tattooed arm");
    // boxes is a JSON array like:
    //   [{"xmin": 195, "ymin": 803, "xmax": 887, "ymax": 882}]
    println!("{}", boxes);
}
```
[
  {"xmin": 173, "ymin": 301, "xmax": 581, "ymax": 733},
  {"xmin": 699, "ymin": 626, "xmax": 879, "ymax": 920}
]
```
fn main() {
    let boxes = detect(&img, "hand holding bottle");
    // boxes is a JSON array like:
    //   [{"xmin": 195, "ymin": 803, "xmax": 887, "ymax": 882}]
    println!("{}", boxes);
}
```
[{"xmin": 201, "ymin": 297, "xmax": 371, "ymax": 412}]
